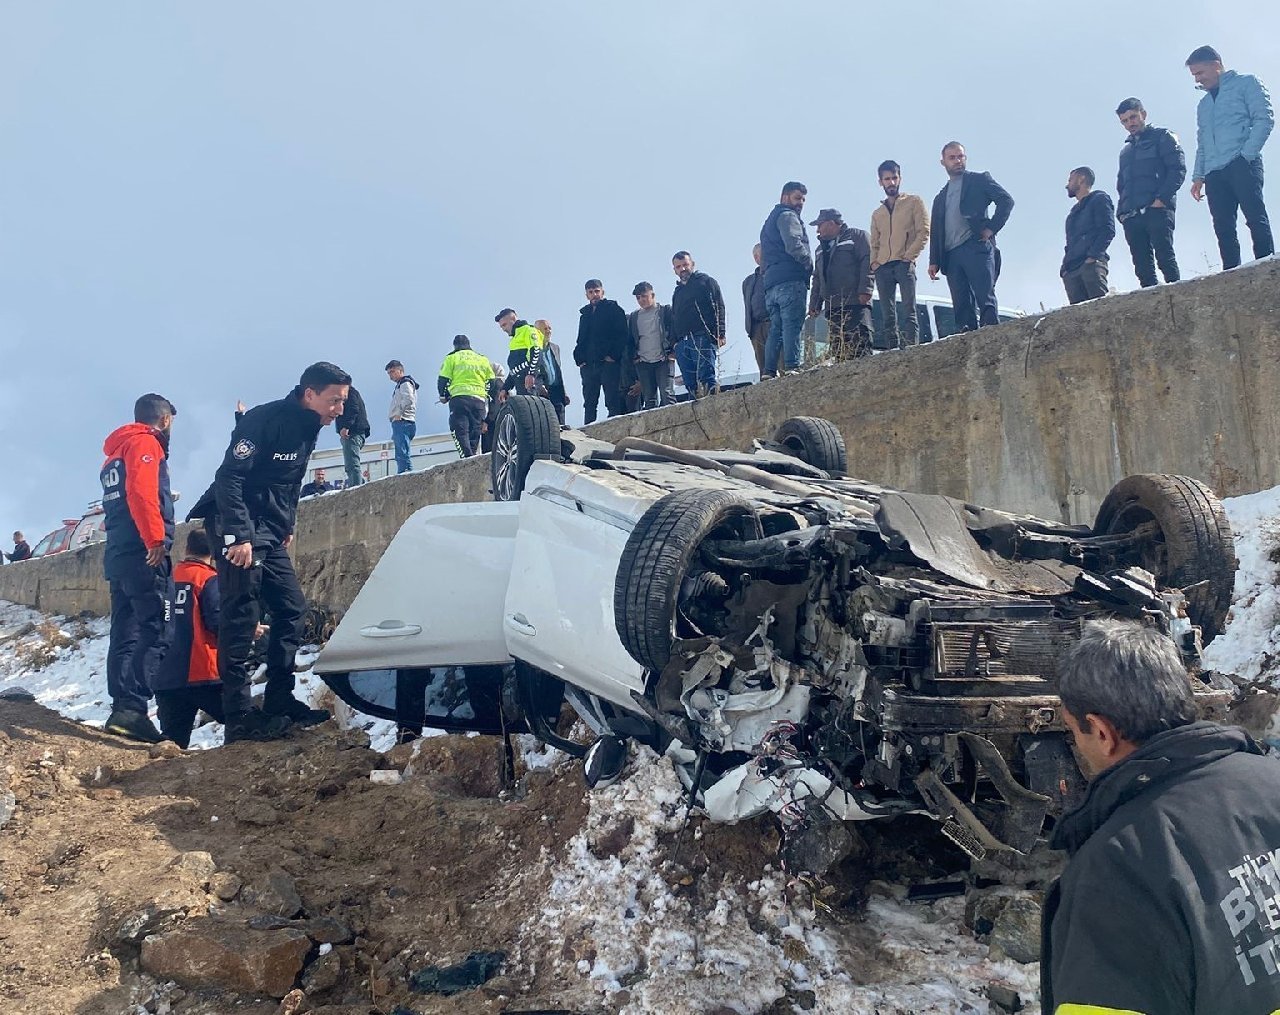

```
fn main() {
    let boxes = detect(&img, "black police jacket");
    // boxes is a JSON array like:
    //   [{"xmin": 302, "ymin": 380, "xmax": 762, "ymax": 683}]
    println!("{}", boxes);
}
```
[
  {"xmin": 1117, "ymin": 125, "xmax": 1187, "ymax": 218},
  {"xmin": 1042, "ymin": 722, "xmax": 1280, "ymax": 1015},
  {"xmin": 213, "ymin": 389, "xmax": 324, "ymax": 550}
]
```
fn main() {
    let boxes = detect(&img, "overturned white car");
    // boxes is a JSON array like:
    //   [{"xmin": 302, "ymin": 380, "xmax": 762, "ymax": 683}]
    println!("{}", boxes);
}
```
[{"xmin": 315, "ymin": 397, "xmax": 1236, "ymax": 871}]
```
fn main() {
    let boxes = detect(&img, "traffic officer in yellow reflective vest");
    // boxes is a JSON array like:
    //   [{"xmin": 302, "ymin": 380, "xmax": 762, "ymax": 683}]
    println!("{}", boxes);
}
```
[
  {"xmin": 494, "ymin": 308, "xmax": 543, "ymax": 397},
  {"xmin": 437, "ymin": 334, "xmax": 496, "ymax": 457}
]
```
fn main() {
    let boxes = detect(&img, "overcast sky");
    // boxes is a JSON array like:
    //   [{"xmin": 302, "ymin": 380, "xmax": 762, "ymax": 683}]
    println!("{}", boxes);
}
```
[{"xmin": 1, "ymin": 1, "xmax": 1276, "ymax": 544}]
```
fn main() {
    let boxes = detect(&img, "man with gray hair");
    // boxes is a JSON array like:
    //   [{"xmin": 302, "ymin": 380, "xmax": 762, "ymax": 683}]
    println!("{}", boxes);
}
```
[{"xmin": 1042, "ymin": 619, "xmax": 1280, "ymax": 1015}]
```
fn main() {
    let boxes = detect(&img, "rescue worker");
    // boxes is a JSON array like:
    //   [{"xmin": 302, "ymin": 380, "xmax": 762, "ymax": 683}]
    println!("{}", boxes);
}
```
[
  {"xmin": 494, "ymin": 309, "xmax": 543, "ymax": 397},
  {"xmin": 437, "ymin": 334, "xmax": 495, "ymax": 457},
  {"xmin": 152, "ymin": 528, "xmax": 225, "ymax": 749},
  {"xmin": 100, "ymin": 393, "xmax": 178, "ymax": 744},
  {"xmin": 210, "ymin": 361, "xmax": 350, "ymax": 743},
  {"xmin": 1042, "ymin": 619, "xmax": 1280, "ymax": 1014}
]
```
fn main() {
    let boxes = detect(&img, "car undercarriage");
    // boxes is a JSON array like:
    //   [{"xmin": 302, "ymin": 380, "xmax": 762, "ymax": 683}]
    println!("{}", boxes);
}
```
[{"xmin": 318, "ymin": 398, "xmax": 1239, "ymax": 878}]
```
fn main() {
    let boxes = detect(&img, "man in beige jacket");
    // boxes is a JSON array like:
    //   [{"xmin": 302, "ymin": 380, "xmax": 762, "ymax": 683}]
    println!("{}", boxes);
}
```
[{"xmin": 869, "ymin": 160, "xmax": 930, "ymax": 349}]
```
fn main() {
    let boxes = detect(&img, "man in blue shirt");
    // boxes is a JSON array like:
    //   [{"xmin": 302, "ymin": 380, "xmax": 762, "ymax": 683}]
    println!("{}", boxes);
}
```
[{"xmin": 1186, "ymin": 45, "xmax": 1275, "ymax": 269}]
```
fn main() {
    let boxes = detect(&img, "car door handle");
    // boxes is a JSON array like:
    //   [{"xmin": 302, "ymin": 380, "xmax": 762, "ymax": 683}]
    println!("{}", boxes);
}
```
[
  {"xmin": 504, "ymin": 614, "xmax": 536, "ymax": 637},
  {"xmin": 359, "ymin": 622, "xmax": 423, "ymax": 639}
]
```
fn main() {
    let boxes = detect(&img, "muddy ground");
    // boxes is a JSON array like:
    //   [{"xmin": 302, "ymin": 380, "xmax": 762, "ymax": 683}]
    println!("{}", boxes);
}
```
[{"xmin": 0, "ymin": 698, "xmax": 991, "ymax": 1015}]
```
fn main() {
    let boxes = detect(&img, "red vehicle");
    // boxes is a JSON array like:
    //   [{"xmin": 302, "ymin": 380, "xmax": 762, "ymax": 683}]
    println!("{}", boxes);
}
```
[{"xmin": 29, "ymin": 503, "xmax": 108, "ymax": 559}]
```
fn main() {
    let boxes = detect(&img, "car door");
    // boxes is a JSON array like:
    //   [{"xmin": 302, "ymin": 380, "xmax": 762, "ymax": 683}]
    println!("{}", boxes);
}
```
[
  {"xmin": 315, "ymin": 502, "xmax": 518, "ymax": 677},
  {"xmin": 502, "ymin": 473, "xmax": 648, "ymax": 713}
]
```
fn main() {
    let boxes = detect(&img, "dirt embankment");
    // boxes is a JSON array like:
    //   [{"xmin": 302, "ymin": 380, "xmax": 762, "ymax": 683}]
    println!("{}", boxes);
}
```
[
  {"xmin": 0, "ymin": 699, "xmax": 594, "ymax": 1014},
  {"xmin": 1, "ymin": 699, "xmax": 1034, "ymax": 1015}
]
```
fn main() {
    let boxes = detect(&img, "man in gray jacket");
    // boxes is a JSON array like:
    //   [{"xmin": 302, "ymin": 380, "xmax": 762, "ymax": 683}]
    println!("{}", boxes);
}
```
[
  {"xmin": 626, "ymin": 282, "xmax": 676, "ymax": 410},
  {"xmin": 808, "ymin": 209, "xmax": 874, "ymax": 360},
  {"xmin": 384, "ymin": 359, "xmax": 418, "ymax": 474}
]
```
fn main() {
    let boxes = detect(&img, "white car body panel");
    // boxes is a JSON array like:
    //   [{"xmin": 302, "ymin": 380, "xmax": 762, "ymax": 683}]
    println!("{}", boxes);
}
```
[
  {"xmin": 314, "ymin": 502, "xmax": 518, "ymax": 674},
  {"xmin": 504, "ymin": 465, "xmax": 649, "ymax": 711}
]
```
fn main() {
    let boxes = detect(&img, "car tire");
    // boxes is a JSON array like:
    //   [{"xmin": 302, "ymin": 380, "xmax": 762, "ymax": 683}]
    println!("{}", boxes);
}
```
[
  {"xmin": 614, "ymin": 488, "xmax": 757, "ymax": 672},
  {"xmin": 490, "ymin": 396, "xmax": 560, "ymax": 502},
  {"xmin": 773, "ymin": 416, "xmax": 847, "ymax": 476},
  {"xmin": 1093, "ymin": 474, "xmax": 1237, "ymax": 643}
]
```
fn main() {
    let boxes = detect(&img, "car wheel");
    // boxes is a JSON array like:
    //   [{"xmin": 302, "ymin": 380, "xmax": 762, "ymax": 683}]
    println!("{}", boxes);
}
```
[
  {"xmin": 773, "ymin": 416, "xmax": 847, "ymax": 476},
  {"xmin": 1093, "ymin": 474, "xmax": 1237, "ymax": 643},
  {"xmin": 490, "ymin": 396, "xmax": 560, "ymax": 502},
  {"xmin": 614, "ymin": 488, "xmax": 758, "ymax": 672}
]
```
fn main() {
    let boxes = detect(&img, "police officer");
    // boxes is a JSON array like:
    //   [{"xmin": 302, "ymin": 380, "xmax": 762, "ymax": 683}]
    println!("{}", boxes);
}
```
[
  {"xmin": 211, "ymin": 361, "xmax": 351, "ymax": 743},
  {"xmin": 100, "ymin": 392, "xmax": 178, "ymax": 743},
  {"xmin": 437, "ymin": 334, "xmax": 495, "ymax": 457},
  {"xmin": 494, "ymin": 309, "xmax": 543, "ymax": 397},
  {"xmin": 1115, "ymin": 97, "xmax": 1187, "ymax": 287}
]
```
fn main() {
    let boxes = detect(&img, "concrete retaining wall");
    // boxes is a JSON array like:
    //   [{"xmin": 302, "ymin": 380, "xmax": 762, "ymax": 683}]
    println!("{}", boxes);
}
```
[{"xmin": 3, "ymin": 260, "xmax": 1277, "ymax": 619}]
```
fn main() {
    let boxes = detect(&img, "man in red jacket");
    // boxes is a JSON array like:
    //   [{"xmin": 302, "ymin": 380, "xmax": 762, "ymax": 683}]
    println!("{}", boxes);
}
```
[
  {"xmin": 152, "ymin": 529, "xmax": 224, "ymax": 749},
  {"xmin": 100, "ymin": 393, "xmax": 177, "ymax": 743}
]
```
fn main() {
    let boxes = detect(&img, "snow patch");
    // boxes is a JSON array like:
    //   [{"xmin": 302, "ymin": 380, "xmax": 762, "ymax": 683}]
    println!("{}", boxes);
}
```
[{"xmin": 1203, "ymin": 486, "xmax": 1280, "ymax": 685}]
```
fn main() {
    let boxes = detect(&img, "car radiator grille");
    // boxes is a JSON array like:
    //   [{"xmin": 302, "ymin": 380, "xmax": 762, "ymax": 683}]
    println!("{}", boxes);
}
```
[{"xmin": 930, "ymin": 621, "xmax": 1077, "ymax": 681}]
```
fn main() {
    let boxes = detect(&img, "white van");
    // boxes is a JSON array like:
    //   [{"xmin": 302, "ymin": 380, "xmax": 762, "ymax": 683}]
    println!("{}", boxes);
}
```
[{"xmin": 800, "ymin": 294, "xmax": 1024, "ymax": 360}]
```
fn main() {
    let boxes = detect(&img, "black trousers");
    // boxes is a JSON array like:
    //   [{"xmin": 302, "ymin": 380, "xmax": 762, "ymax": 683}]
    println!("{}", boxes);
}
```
[
  {"xmin": 1206, "ymin": 156, "xmax": 1274, "ymax": 270},
  {"xmin": 1122, "ymin": 207, "xmax": 1180, "ymax": 286},
  {"xmin": 579, "ymin": 361, "xmax": 623, "ymax": 424},
  {"xmin": 106, "ymin": 555, "xmax": 173, "ymax": 713},
  {"xmin": 156, "ymin": 685, "xmax": 225, "ymax": 749},
  {"xmin": 448, "ymin": 395, "xmax": 486, "ymax": 457},
  {"xmin": 217, "ymin": 543, "xmax": 306, "ymax": 716}
]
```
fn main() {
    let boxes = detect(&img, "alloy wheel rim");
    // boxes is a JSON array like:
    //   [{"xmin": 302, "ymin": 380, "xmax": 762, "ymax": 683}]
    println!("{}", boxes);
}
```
[{"xmin": 495, "ymin": 414, "xmax": 519, "ymax": 499}]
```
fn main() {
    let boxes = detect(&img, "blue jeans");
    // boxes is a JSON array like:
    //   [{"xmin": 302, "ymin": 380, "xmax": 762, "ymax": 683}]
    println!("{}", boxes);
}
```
[
  {"xmin": 391, "ymin": 420, "xmax": 416, "ymax": 473},
  {"xmin": 944, "ymin": 237, "xmax": 999, "ymax": 331},
  {"xmin": 674, "ymin": 333, "xmax": 718, "ymax": 397},
  {"xmin": 764, "ymin": 280, "xmax": 807, "ymax": 372}
]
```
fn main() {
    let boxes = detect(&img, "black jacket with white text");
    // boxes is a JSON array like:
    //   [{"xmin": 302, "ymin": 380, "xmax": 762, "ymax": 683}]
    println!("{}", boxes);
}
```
[{"xmin": 212, "ymin": 390, "xmax": 324, "ymax": 551}]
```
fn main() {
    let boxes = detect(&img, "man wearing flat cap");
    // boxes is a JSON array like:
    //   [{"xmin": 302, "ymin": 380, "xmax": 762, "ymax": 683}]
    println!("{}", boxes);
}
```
[{"xmin": 808, "ymin": 209, "xmax": 874, "ymax": 360}]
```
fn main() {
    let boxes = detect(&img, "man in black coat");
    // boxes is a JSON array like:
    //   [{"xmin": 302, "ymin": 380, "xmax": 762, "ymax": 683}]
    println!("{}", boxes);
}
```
[
  {"xmin": 669, "ymin": 251, "xmax": 725, "ymax": 398},
  {"xmin": 211, "ymin": 361, "xmax": 350, "ymax": 742},
  {"xmin": 742, "ymin": 243, "xmax": 774, "ymax": 377},
  {"xmin": 1060, "ymin": 166, "xmax": 1116, "ymax": 304},
  {"xmin": 1116, "ymin": 96, "xmax": 1187, "ymax": 287},
  {"xmin": 334, "ymin": 385, "xmax": 370, "ymax": 488},
  {"xmin": 927, "ymin": 142, "xmax": 1014, "ymax": 331},
  {"xmin": 572, "ymin": 279, "xmax": 629, "ymax": 424},
  {"xmin": 807, "ymin": 209, "xmax": 874, "ymax": 359},
  {"xmin": 1042, "ymin": 619, "xmax": 1280, "ymax": 1015},
  {"xmin": 7, "ymin": 532, "xmax": 31, "ymax": 562}
]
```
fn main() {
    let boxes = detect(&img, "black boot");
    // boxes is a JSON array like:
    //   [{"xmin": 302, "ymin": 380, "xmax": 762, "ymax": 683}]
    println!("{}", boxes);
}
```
[
  {"xmin": 104, "ymin": 708, "xmax": 163, "ymax": 745},
  {"xmin": 224, "ymin": 710, "xmax": 290, "ymax": 744},
  {"xmin": 264, "ymin": 697, "xmax": 331, "ymax": 728}
]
